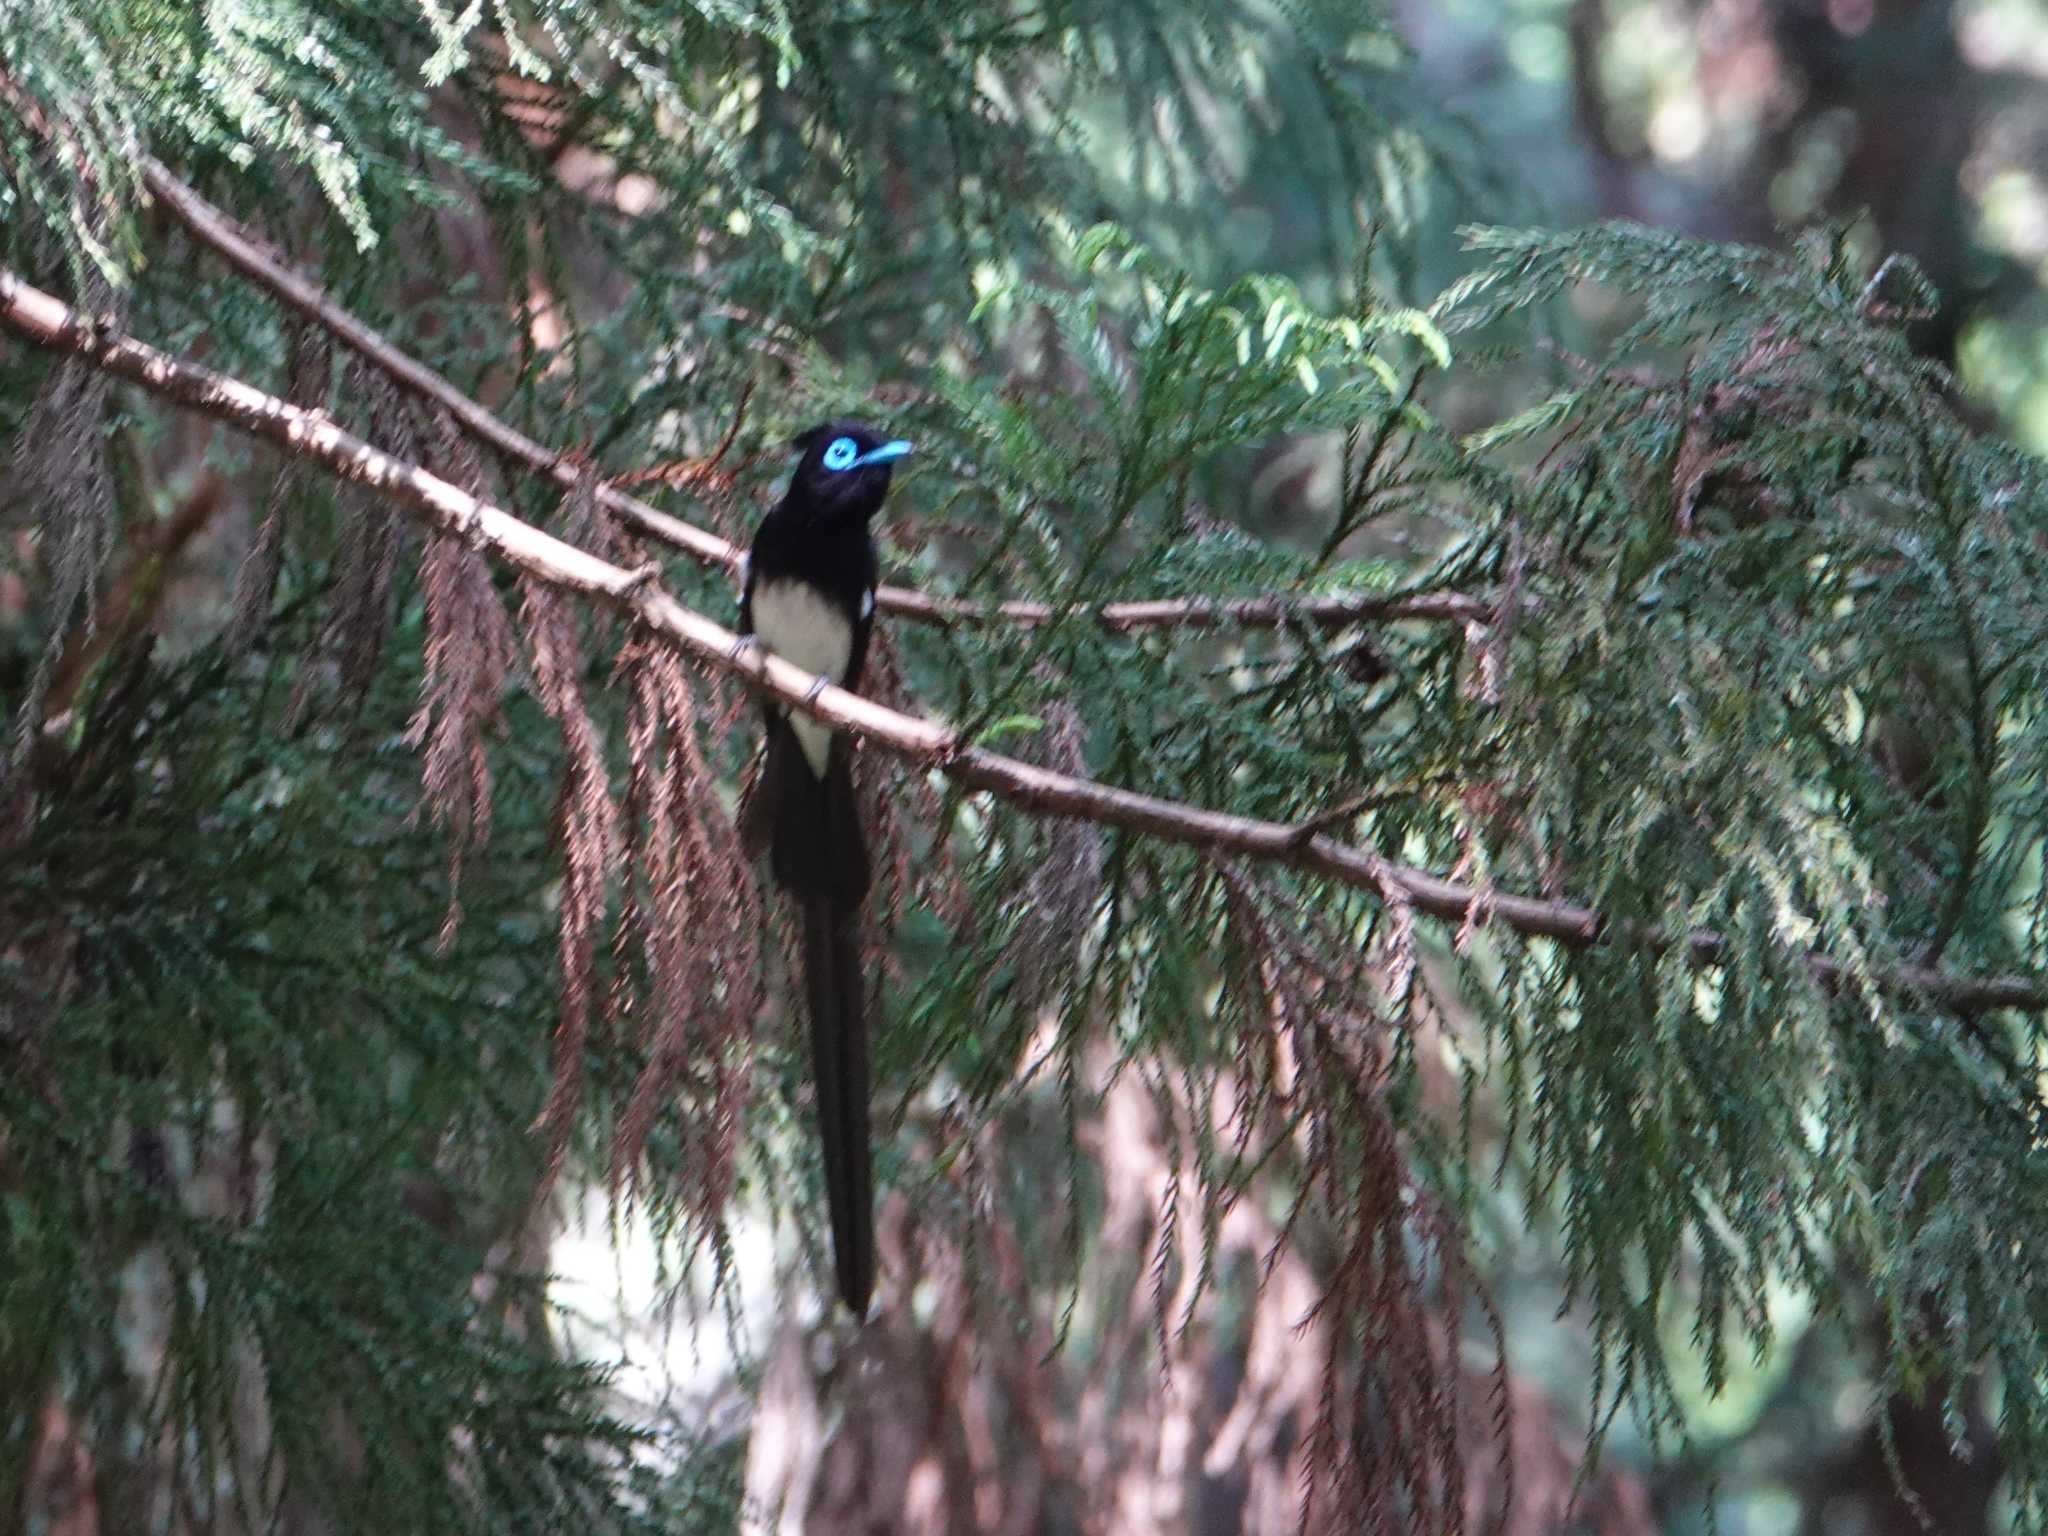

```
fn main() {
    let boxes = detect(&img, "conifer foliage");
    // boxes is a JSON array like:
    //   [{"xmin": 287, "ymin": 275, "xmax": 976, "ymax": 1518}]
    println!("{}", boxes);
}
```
[{"xmin": 2, "ymin": 1, "xmax": 2046, "ymax": 1532}]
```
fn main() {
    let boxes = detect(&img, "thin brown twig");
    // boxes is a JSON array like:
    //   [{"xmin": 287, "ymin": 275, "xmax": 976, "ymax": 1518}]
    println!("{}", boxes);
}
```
[
  {"xmin": 2, "ymin": 266, "xmax": 2038, "ymax": 1016},
  {"xmin": 611, "ymin": 380, "xmax": 755, "ymax": 494},
  {"xmin": 132, "ymin": 154, "xmax": 1487, "ymax": 636},
  {"xmin": 1283, "ymin": 777, "xmax": 1465, "ymax": 848}
]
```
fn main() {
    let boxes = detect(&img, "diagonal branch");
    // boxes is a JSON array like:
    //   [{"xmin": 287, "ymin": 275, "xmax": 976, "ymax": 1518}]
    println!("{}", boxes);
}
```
[
  {"xmin": 134, "ymin": 154, "xmax": 1486, "ymax": 636},
  {"xmin": 2, "ymin": 265, "xmax": 2039, "ymax": 1017},
  {"xmin": 131, "ymin": 154, "xmax": 734, "ymax": 573}
]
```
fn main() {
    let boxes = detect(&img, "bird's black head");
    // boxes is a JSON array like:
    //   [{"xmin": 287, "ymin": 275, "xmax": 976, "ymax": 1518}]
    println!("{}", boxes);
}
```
[{"xmin": 784, "ymin": 420, "xmax": 913, "ymax": 522}]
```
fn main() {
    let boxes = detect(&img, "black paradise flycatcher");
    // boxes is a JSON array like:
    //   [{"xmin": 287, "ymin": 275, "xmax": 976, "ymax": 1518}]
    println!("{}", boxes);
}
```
[{"xmin": 739, "ymin": 421, "xmax": 912, "ymax": 1319}]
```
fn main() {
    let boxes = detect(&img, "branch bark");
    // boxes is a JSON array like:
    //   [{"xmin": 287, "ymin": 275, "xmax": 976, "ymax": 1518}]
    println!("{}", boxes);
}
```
[
  {"xmin": 2, "ymin": 266, "xmax": 2038, "ymax": 1016},
  {"xmin": 134, "ymin": 155, "xmax": 1484, "ymax": 636}
]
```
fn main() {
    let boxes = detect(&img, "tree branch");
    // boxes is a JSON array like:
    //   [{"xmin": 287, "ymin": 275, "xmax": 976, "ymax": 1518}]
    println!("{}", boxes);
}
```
[
  {"xmin": 133, "ymin": 155, "xmax": 1486, "ymax": 637},
  {"xmin": 3, "ymin": 266, "xmax": 2038, "ymax": 1016}
]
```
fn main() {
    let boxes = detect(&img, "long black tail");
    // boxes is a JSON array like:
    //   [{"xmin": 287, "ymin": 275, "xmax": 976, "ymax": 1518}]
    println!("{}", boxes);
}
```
[
  {"xmin": 802, "ymin": 893, "xmax": 872, "ymax": 1317},
  {"xmin": 749, "ymin": 716, "xmax": 874, "ymax": 1317}
]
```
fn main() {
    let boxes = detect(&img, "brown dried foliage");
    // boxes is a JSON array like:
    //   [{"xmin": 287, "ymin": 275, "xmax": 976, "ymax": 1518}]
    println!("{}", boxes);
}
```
[
  {"xmin": 857, "ymin": 629, "xmax": 975, "ymax": 968},
  {"xmin": 554, "ymin": 467, "xmax": 629, "ymax": 567},
  {"xmin": 607, "ymin": 638, "xmax": 763, "ymax": 1232},
  {"xmin": 406, "ymin": 527, "xmax": 518, "ymax": 946},
  {"xmin": 776, "ymin": 844, "xmax": 1522, "ymax": 1534},
  {"xmin": 1462, "ymin": 1371, "xmax": 1656, "ymax": 1536},
  {"xmin": 1668, "ymin": 329, "xmax": 1806, "ymax": 534},
  {"xmin": 767, "ymin": 1017, "xmax": 1652, "ymax": 1536},
  {"xmin": 4, "ymin": 265, "xmax": 119, "ymax": 766},
  {"xmin": 1212, "ymin": 863, "xmax": 1510, "ymax": 1535},
  {"xmin": 802, "ymin": 1120, "xmax": 1073, "ymax": 1536},
  {"xmin": 42, "ymin": 471, "xmax": 225, "ymax": 726},
  {"xmin": 228, "ymin": 321, "xmax": 329, "ymax": 650},
  {"xmin": 289, "ymin": 363, "xmax": 412, "ymax": 725},
  {"xmin": 520, "ymin": 576, "xmax": 620, "ymax": 1197},
  {"xmin": 1004, "ymin": 695, "xmax": 1105, "ymax": 1014},
  {"xmin": 399, "ymin": 405, "xmax": 522, "ymax": 945}
]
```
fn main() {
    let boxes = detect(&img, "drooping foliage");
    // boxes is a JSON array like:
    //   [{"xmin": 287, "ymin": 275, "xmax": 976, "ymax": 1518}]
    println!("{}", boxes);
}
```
[
  {"xmin": 1433, "ymin": 222, "xmax": 2048, "ymax": 1507},
  {"xmin": 4, "ymin": 0, "xmax": 2048, "ymax": 1532}
]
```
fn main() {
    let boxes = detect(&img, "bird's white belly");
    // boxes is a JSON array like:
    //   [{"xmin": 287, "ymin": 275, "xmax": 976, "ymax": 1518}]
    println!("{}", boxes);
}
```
[{"xmin": 752, "ymin": 577, "xmax": 854, "ymax": 775}]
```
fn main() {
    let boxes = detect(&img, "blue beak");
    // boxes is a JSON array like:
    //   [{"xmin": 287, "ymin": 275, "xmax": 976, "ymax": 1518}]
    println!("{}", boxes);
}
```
[{"xmin": 851, "ymin": 439, "xmax": 913, "ymax": 468}]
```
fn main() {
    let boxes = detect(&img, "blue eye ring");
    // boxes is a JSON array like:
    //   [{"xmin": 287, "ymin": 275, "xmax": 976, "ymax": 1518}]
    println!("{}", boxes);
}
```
[{"xmin": 821, "ymin": 436, "xmax": 859, "ymax": 471}]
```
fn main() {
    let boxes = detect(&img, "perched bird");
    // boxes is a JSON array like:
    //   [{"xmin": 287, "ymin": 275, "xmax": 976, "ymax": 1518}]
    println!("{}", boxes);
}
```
[{"xmin": 739, "ymin": 420, "xmax": 911, "ymax": 1319}]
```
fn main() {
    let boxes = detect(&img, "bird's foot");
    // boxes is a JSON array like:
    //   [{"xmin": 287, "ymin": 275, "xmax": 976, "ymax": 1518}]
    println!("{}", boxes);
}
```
[
  {"xmin": 729, "ymin": 633, "xmax": 761, "ymax": 664},
  {"xmin": 802, "ymin": 675, "xmax": 829, "ymax": 705}
]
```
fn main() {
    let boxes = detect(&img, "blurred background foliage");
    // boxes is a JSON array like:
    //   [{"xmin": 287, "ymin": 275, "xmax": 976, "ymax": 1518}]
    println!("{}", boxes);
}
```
[{"xmin": 4, "ymin": 1, "xmax": 2048, "ymax": 1534}]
